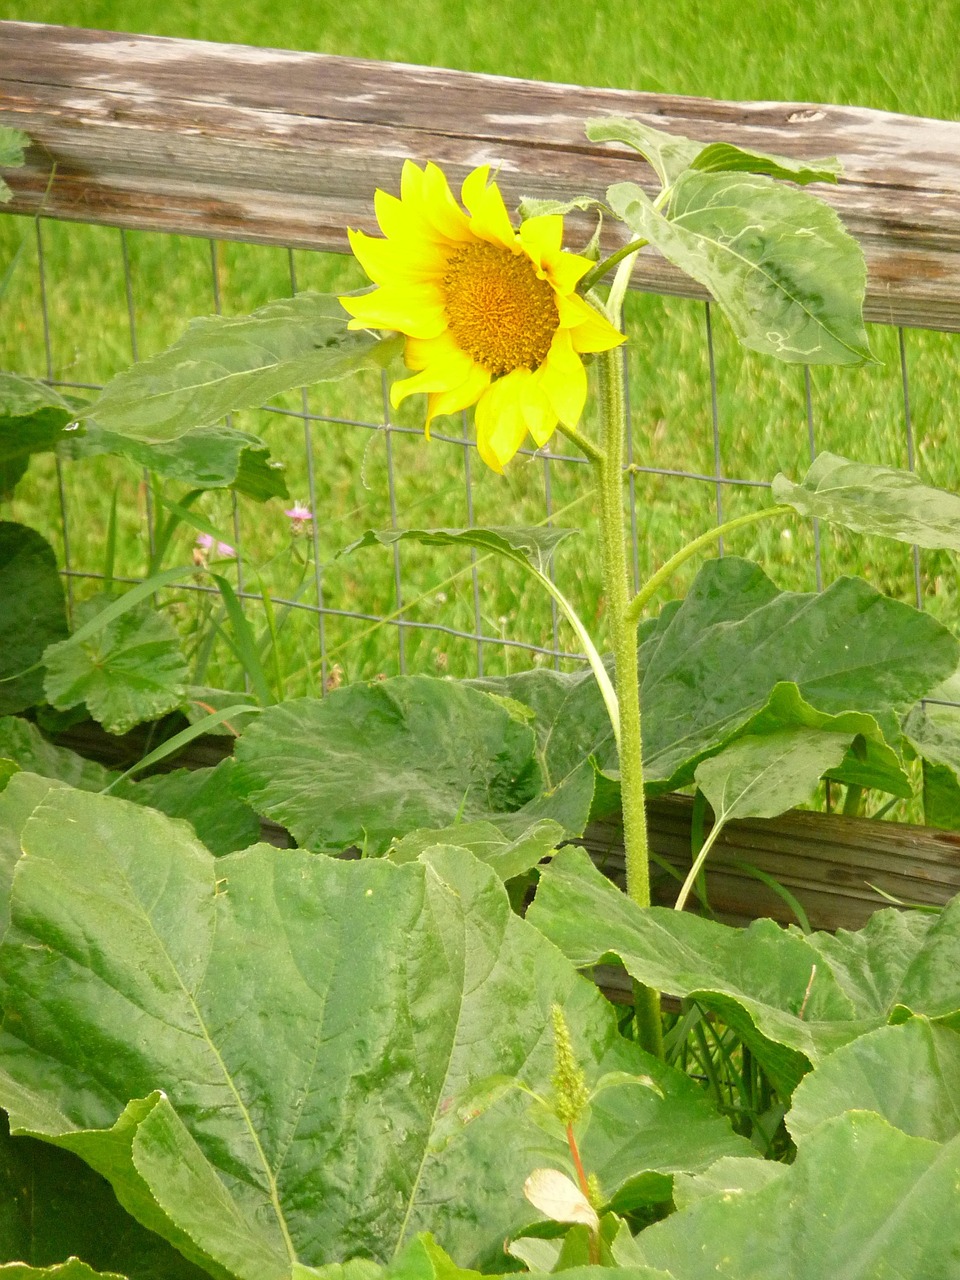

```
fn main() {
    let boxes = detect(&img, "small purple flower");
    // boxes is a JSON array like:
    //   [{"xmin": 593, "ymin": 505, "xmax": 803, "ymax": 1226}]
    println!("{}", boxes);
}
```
[
  {"xmin": 284, "ymin": 502, "xmax": 314, "ymax": 534},
  {"xmin": 195, "ymin": 532, "xmax": 236, "ymax": 559}
]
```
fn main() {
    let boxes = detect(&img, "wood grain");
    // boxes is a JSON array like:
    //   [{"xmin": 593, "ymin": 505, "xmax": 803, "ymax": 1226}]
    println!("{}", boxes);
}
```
[{"xmin": 2, "ymin": 21, "xmax": 960, "ymax": 330}]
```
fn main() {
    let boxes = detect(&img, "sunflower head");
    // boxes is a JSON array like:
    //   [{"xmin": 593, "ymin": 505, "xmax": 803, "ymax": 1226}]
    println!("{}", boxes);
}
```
[{"xmin": 339, "ymin": 161, "xmax": 624, "ymax": 472}]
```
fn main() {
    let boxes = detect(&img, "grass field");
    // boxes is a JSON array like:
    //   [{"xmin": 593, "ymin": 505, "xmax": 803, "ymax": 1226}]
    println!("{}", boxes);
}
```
[{"xmin": 1, "ymin": 0, "xmax": 959, "ymax": 696}]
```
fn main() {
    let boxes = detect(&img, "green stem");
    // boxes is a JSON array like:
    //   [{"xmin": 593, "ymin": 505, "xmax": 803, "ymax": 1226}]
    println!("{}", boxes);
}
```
[
  {"xmin": 625, "ymin": 505, "xmax": 791, "ymax": 628},
  {"xmin": 580, "ymin": 236, "xmax": 648, "ymax": 294},
  {"xmin": 675, "ymin": 817, "xmax": 726, "ymax": 912},
  {"xmin": 555, "ymin": 421, "xmax": 603, "ymax": 464},
  {"xmin": 595, "ymin": 335, "xmax": 663, "ymax": 1060}
]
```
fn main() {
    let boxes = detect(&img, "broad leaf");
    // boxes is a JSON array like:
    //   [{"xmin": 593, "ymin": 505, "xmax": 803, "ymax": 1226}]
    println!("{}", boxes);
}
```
[
  {"xmin": 0, "ymin": 717, "xmax": 114, "ymax": 792},
  {"xmin": 86, "ymin": 293, "xmax": 400, "ymax": 443},
  {"xmin": 69, "ymin": 420, "xmax": 289, "ymax": 502},
  {"xmin": 0, "ymin": 1264, "xmax": 125, "ymax": 1280},
  {"xmin": 518, "ymin": 195, "xmax": 608, "ymax": 220},
  {"xmin": 787, "ymin": 1017, "xmax": 960, "ymax": 1144},
  {"xmin": 0, "ymin": 1113, "xmax": 208, "ymax": 1280},
  {"xmin": 587, "ymin": 117, "xmax": 839, "ymax": 189},
  {"xmin": 0, "ymin": 788, "xmax": 748, "ymax": 1274},
  {"xmin": 0, "ymin": 128, "xmax": 27, "ymax": 203},
  {"xmin": 586, "ymin": 118, "xmax": 703, "ymax": 187},
  {"xmin": 774, "ymin": 451, "xmax": 960, "ymax": 549},
  {"xmin": 43, "ymin": 595, "xmax": 188, "ymax": 735},
  {"xmin": 690, "ymin": 142, "xmax": 841, "ymax": 185},
  {"xmin": 232, "ymin": 676, "xmax": 595, "ymax": 854},
  {"xmin": 388, "ymin": 817, "xmax": 563, "ymax": 882},
  {"xmin": 634, "ymin": 1113, "xmax": 960, "ymax": 1278},
  {"xmin": 528, "ymin": 847, "xmax": 960, "ymax": 1094},
  {"xmin": 116, "ymin": 760, "xmax": 261, "ymax": 856},
  {"xmin": 0, "ymin": 376, "xmax": 78, "ymax": 500},
  {"xmin": 607, "ymin": 174, "xmax": 872, "ymax": 364},
  {"xmin": 0, "ymin": 524, "xmax": 69, "ymax": 716},
  {"xmin": 671, "ymin": 1156, "xmax": 783, "ymax": 1212},
  {"xmin": 473, "ymin": 558, "xmax": 953, "ymax": 800},
  {"xmin": 343, "ymin": 526, "xmax": 578, "ymax": 577},
  {"xmin": 693, "ymin": 728, "xmax": 854, "ymax": 823},
  {"xmin": 0, "ymin": 772, "xmax": 63, "ymax": 938}
]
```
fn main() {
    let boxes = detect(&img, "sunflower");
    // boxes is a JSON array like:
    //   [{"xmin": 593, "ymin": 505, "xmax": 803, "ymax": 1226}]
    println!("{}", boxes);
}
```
[{"xmin": 339, "ymin": 161, "xmax": 625, "ymax": 472}]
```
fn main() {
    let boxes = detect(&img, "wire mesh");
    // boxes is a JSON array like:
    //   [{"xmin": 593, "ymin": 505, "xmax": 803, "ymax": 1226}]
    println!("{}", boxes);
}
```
[{"xmin": 2, "ymin": 213, "xmax": 958, "ymax": 705}]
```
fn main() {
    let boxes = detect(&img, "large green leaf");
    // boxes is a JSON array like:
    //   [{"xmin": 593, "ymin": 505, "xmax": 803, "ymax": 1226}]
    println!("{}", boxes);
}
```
[
  {"xmin": 0, "ymin": 524, "xmax": 69, "ymax": 716},
  {"xmin": 43, "ymin": 595, "xmax": 189, "ymax": 736},
  {"xmin": 0, "ymin": 773, "xmax": 63, "ymax": 939},
  {"xmin": 0, "ymin": 377, "xmax": 77, "ymax": 500},
  {"xmin": 0, "ymin": 1264, "xmax": 125, "ymax": 1280},
  {"xmin": 633, "ymin": 1112, "xmax": 960, "ymax": 1278},
  {"xmin": 0, "ymin": 787, "xmax": 748, "ymax": 1274},
  {"xmin": 86, "ymin": 293, "xmax": 400, "ymax": 443},
  {"xmin": 607, "ymin": 175, "xmax": 871, "ymax": 364},
  {"xmin": 0, "ymin": 1113, "xmax": 208, "ymax": 1280},
  {"xmin": 387, "ymin": 818, "xmax": 563, "ymax": 882},
  {"xmin": 115, "ymin": 760, "xmax": 261, "ymax": 857},
  {"xmin": 232, "ymin": 676, "xmax": 595, "ymax": 853},
  {"xmin": 693, "ymin": 727, "xmax": 855, "ymax": 823},
  {"xmin": 903, "ymin": 669, "xmax": 960, "ymax": 826},
  {"xmin": 69, "ymin": 420, "xmax": 289, "ymax": 502},
  {"xmin": 586, "ymin": 117, "xmax": 839, "ymax": 189},
  {"xmin": 343, "ymin": 527, "xmax": 578, "ymax": 576},
  {"xmin": 774, "ymin": 451, "xmax": 960, "ymax": 549},
  {"xmin": 528, "ymin": 848, "xmax": 960, "ymax": 1094},
  {"xmin": 0, "ymin": 718, "xmax": 114, "ymax": 792},
  {"xmin": 473, "ymin": 558, "xmax": 952, "ymax": 799},
  {"xmin": 787, "ymin": 1017, "xmax": 960, "ymax": 1144}
]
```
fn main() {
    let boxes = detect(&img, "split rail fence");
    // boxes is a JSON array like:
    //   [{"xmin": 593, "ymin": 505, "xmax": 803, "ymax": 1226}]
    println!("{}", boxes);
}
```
[{"xmin": 3, "ymin": 20, "xmax": 960, "ymax": 930}]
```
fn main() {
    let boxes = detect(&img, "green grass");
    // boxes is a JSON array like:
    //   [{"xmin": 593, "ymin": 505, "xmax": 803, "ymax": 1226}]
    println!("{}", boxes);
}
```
[{"xmin": 1, "ymin": 0, "xmax": 959, "ymax": 712}]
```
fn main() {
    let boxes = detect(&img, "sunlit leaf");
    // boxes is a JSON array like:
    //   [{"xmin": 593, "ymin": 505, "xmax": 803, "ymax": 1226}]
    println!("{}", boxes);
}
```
[
  {"xmin": 388, "ymin": 817, "xmax": 563, "ymax": 881},
  {"xmin": 343, "ymin": 526, "xmax": 578, "ymax": 576},
  {"xmin": 43, "ymin": 595, "xmax": 188, "ymax": 735},
  {"xmin": 774, "ymin": 452, "xmax": 960, "ymax": 549},
  {"xmin": 607, "ymin": 174, "xmax": 872, "ymax": 364},
  {"xmin": 0, "ymin": 789, "xmax": 748, "ymax": 1273},
  {"xmin": 0, "ymin": 376, "xmax": 77, "ymax": 500},
  {"xmin": 86, "ymin": 293, "xmax": 400, "ymax": 443}
]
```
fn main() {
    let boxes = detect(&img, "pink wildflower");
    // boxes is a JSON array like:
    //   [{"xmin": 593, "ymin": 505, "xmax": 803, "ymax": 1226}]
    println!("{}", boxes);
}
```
[{"xmin": 284, "ymin": 502, "xmax": 314, "ymax": 534}]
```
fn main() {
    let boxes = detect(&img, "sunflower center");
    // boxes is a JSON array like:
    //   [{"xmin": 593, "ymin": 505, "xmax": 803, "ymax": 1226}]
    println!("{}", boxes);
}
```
[{"xmin": 442, "ymin": 242, "xmax": 559, "ymax": 377}]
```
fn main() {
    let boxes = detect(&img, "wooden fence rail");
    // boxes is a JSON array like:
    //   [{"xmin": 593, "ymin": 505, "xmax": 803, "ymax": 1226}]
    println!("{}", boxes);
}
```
[{"xmin": 2, "ymin": 20, "xmax": 960, "ymax": 331}]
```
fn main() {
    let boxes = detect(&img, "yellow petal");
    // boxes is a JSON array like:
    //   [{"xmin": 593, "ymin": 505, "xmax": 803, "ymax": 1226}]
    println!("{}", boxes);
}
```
[
  {"xmin": 340, "ymin": 284, "xmax": 447, "ymax": 339},
  {"xmin": 421, "ymin": 162, "xmax": 474, "ymax": 242},
  {"xmin": 474, "ymin": 373, "xmax": 530, "ymax": 471},
  {"xmin": 558, "ymin": 292, "xmax": 626, "ymax": 352},
  {"xmin": 390, "ymin": 364, "xmax": 460, "ymax": 409},
  {"xmin": 425, "ymin": 363, "xmax": 491, "ymax": 425},
  {"xmin": 544, "ymin": 249, "xmax": 593, "ymax": 296},
  {"xmin": 537, "ymin": 330, "xmax": 588, "ymax": 426},
  {"xmin": 347, "ymin": 227, "xmax": 447, "ymax": 285},
  {"xmin": 462, "ymin": 166, "xmax": 517, "ymax": 250},
  {"xmin": 404, "ymin": 329, "xmax": 469, "ymax": 373},
  {"xmin": 518, "ymin": 215, "xmax": 563, "ymax": 269}
]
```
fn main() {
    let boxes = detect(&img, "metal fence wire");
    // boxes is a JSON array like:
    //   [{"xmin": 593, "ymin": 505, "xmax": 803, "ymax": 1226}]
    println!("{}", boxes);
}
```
[{"xmin": 6, "ymin": 210, "xmax": 956, "ymax": 702}]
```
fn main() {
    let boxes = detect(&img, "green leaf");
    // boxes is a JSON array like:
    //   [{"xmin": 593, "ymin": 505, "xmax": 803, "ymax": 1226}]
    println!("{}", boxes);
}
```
[
  {"xmin": 232, "ymin": 676, "xmax": 594, "ymax": 854},
  {"xmin": 68, "ymin": 420, "xmax": 289, "ymax": 502},
  {"xmin": 474, "ymin": 558, "xmax": 953, "ymax": 801},
  {"xmin": 587, "ymin": 116, "xmax": 840, "ymax": 190},
  {"xmin": 694, "ymin": 728, "xmax": 854, "ymax": 823},
  {"xmin": 518, "ymin": 195, "xmax": 608, "ymax": 220},
  {"xmin": 528, "ymin": 847, "xmax": 960, "ymax": 1094},
  {"xmin": 86, "ymin": 293, "xmax": 401, "ymax": 443},
  {"xmin": 774, "ymin": 451, "xmax": 960, "ymax": 549},
  {"xmin": 0, "ymin": 376, "xmax": 78, "ymax": 500},
  {"xmin": 690, "ymin": 142, "xmax": 841, "ymax": 185},
  {"xmin": 671, "ymin": 1156, "xmax": 783, "ymax": 1213},
  {"xmin": 0, "ymin": 127, "xmax": 28, "ymax": 204},
  {"xmin": 607, "ymin": 174, "xmax": 872, "ymax": 364},
  {"xmin": 0, "ymin": 1263, "xmax": 126, "ymax": 1280},
  {"xmin": 0, "ymin": 788, "xmax": 748, "ymax": 1273},
  {"xmin": 343, "ymin": 526, "xmax": 579, "ymax": 577},
  {"xmin": 787, "ymin": 1017, "xmax": 960, "ymax": 1144},
  {"xmin": 0, "ymin": 1112, "xmax": 210, "ymax": 1280},
  {"xmin": 0, "ymin": 718, "xmax": 115, "ymax": 792},
  {"xmin": 0, "ymin": 772, "xmax": 64, "ymax": 939},
  {"xmin": 43, "ymin": 594, "xmax": 189, "ymax": 735},
  {"xmin": 388, "ymin": 817, "xmax": 563, "ymax": 882},
  {"xmin": 586, "ymin": 118, "xmax": 703, "ymax": 187},
  {"xmin": 633, "ymin": 1113, "xmax": 960, "ymax": 1278},
  {"xmin": 115, "ymin": 759, "xmax": 261, "ymax": 856},
  {"xmin": 0, "ymin": 524, "xmax": 69, "ymax": 716}
]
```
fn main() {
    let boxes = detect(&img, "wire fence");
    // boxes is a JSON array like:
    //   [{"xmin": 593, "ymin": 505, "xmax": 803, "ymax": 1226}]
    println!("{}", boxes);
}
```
[{"xmin": 5, "ymin": 206, "xmax": 955, "ymax": 702}]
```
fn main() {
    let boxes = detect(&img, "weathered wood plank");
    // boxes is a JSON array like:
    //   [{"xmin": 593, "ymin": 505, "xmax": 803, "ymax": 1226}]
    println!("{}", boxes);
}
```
[
  {"xmin": 2, "ymin": 21, "xmax": 960, "ymax": 330},
  {"xmin": 583, "ymin": 795, "xmax": 960, "ymax": 932}
]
